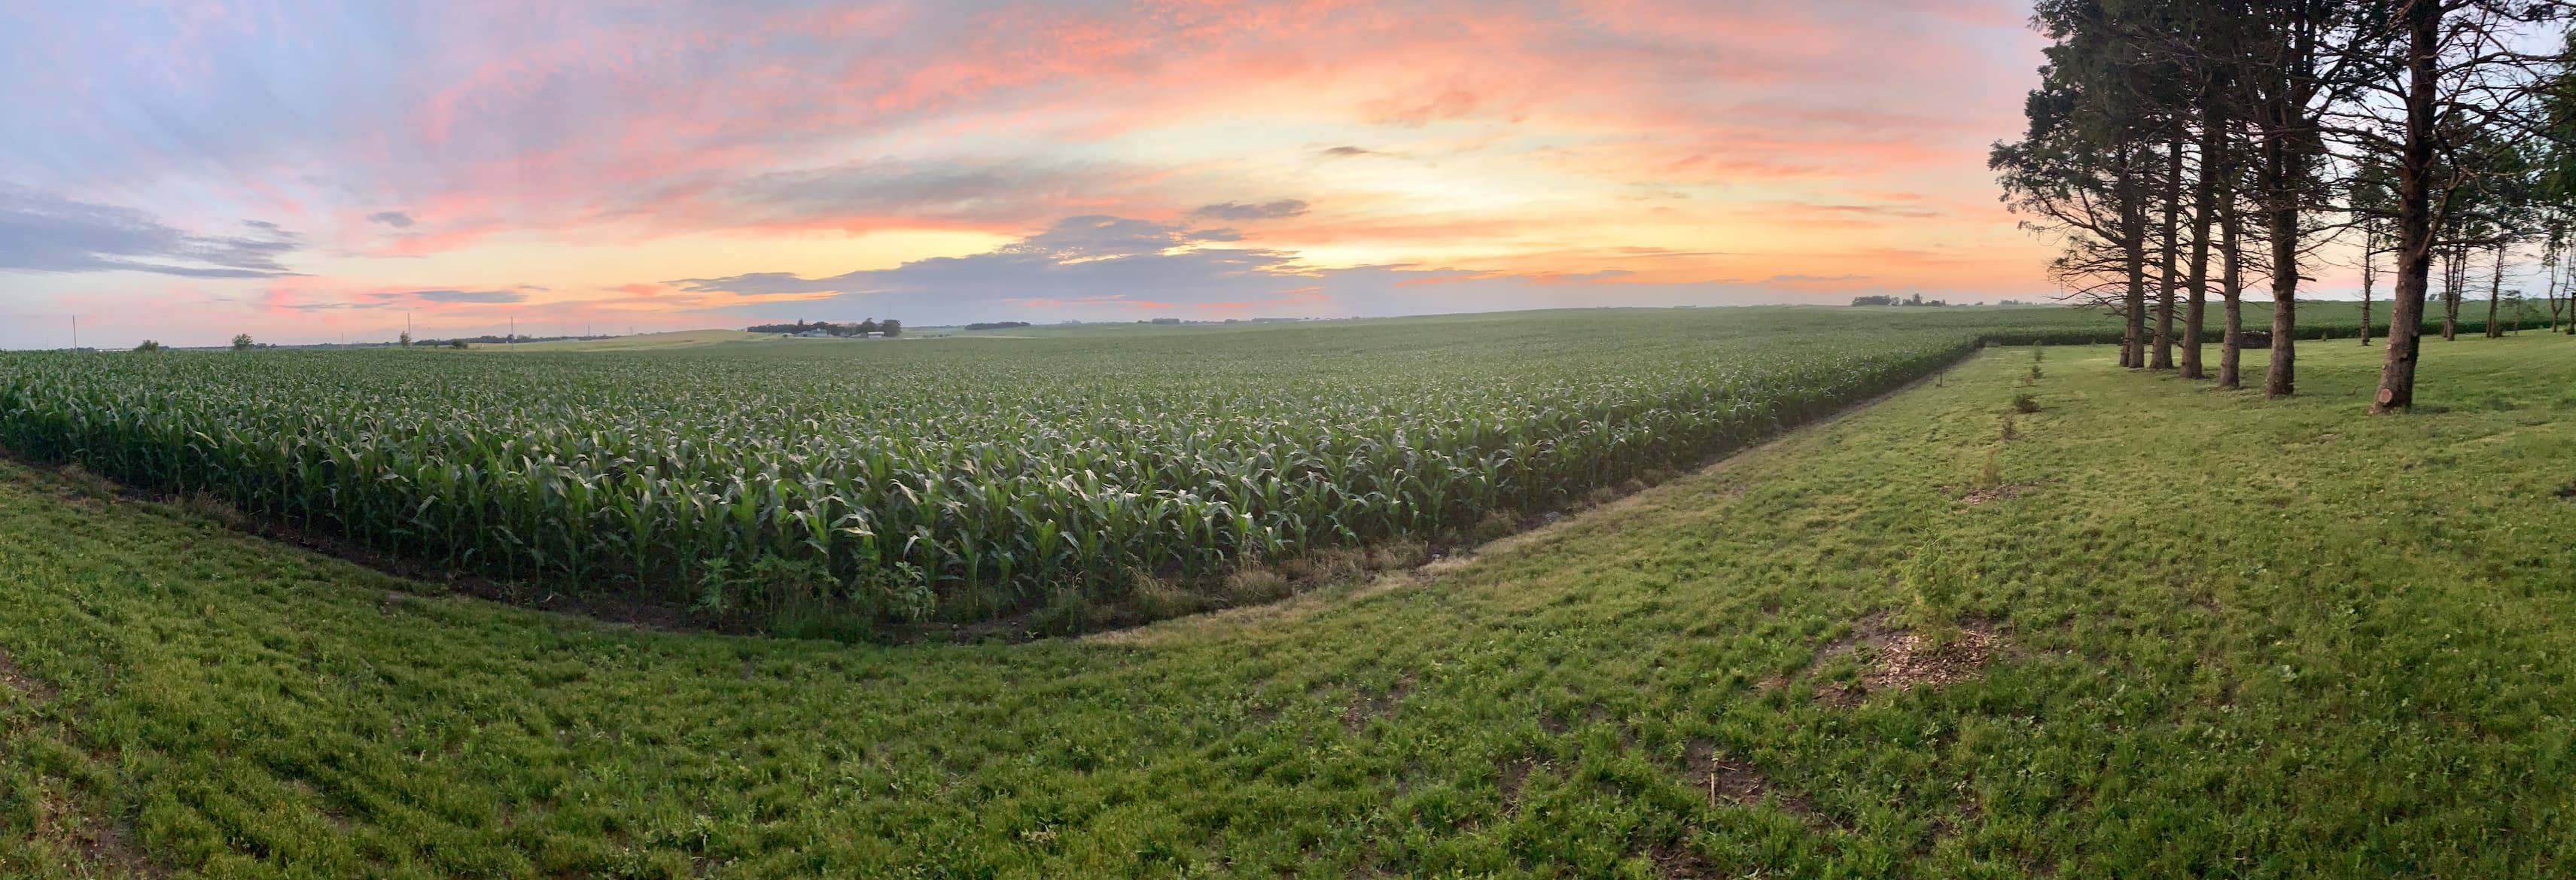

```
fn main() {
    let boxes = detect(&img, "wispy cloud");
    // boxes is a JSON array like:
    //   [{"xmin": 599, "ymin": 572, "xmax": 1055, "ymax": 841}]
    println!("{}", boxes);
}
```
[
  {"xmin": 1192, "ymin": 200, "xmax": 1311, "ymax": 221},
  {"xmin": 0, "ymin": 186, "xmax": 301, "ymax": 279}
]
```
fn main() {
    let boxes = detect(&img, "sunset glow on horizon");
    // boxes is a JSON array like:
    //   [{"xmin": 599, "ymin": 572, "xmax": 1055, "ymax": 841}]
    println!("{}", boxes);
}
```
[{"xmin": 2, "ymin": 0, "xmax": 2063, "ymax": 349}]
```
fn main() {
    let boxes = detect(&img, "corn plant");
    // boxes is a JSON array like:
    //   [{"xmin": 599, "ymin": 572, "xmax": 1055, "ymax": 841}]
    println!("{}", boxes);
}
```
[{"xmin": 0, "ymin": 309, "xmax": 2102, "ymax": 625}]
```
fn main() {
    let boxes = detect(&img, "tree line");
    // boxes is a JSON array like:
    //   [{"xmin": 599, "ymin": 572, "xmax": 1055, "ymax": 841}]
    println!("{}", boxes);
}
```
[
  {"xmin": 1993, "ymin": 0, "xmax": 2576, "ymax": 411},
  {"xmin": 748, "ymin": 319, "xmax": 903, "ymax": 337}
]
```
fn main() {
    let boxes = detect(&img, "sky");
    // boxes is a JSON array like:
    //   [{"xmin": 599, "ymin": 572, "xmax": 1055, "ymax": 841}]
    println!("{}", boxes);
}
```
[{"xmin": 0, "ymin": 0, "xmax": 2071, "ymax": 349}]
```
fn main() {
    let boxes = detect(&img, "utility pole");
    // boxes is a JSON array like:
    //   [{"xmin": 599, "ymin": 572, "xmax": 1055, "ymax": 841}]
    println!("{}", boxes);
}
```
[
  {"xmin": 69, "ymin": 315, "xmax": 77, "ymax": 351},
  {"xmin": 509, "ymin": 317, "xmax": 515, "ymax": 348}
]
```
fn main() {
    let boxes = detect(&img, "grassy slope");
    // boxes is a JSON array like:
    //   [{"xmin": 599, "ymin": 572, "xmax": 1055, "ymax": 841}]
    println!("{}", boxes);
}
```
[{"xmin": 5, "ymin": 336, "xmax": 2575, "ymax": 878}]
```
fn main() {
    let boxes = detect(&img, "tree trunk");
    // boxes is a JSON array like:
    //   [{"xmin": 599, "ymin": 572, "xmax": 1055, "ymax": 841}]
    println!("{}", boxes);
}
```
[
  {"xmin": 2184, "ymin": 115, "xmax": 2217, "ymax": 379},
  {"xmin": 2374, "ymin": 0, "xmax": 2437, "ymax": 414},
  {"xmin": 2550, "ymin": 251, "xmax": 2566, "ymax": 333},
  {"xmin": 2487, "ymin": 243, "xmax": 2506, "ymax": 338},
  {"xmin": 2359, "ymin": 227, "xmax": 2375, "ymax": 346},
  {"xmin": 2443, "ymin": 245, "xmax": 2462, "ymax": 340},
  {"xmin": 2263, "ymin": 120, "xmax": 2297, "ymax": 398},
  {"xmin": 2120, "ymin": 145, "xmax": 2148, "ymax": 370},
  {"xmin": 2221, "ymin": 193, "xmax": 2244, "ymax": 390},
  {"xmin": 2154, "ymin": 124, "xmax": 2183, "ymax": 370}
]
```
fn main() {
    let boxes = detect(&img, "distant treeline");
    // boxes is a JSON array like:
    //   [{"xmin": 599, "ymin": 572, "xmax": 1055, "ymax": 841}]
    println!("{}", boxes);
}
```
[
  {"xmin": 1851, "ymin": 294, "xmax": 1950, "ymax": 307},
  {"xmin": 964, "ymin": 321, "xmax": 1031, "ymax": 331},
  {"xmin": 749, "ymin": 319, "xmax": 903, "ymax": 337},
  {"xmin": 421, "ymin": 335, "xmax": 602, "ymax": 346}
]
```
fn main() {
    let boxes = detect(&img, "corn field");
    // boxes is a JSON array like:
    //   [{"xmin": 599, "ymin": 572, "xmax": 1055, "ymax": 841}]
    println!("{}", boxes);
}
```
[{"xmin": 0, "ymin": 309, "xmax": 2101, "ymax": 624}]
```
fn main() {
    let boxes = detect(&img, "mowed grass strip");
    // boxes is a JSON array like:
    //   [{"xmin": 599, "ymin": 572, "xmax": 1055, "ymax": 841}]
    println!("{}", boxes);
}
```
[{"xmin": 5, "ymin": 336, "xmax": 2576, "ymax": 878}]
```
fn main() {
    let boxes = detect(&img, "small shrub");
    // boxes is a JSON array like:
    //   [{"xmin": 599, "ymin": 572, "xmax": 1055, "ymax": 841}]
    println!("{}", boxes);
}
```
[
  {"xmin": 692, "ymin": 559, "xmax": 739, "ymax": 614},
  {"xmin": 133, "ymin": 340, "xmax": 163, "ymax": 352},
  {"xmin": 1975, "ymin": 448, "xmax": 2003, "ymax": 490},
  {"xmin": 1030, "ymin": 588, "xmax": 1090, "ymax": 637},
  {"xmin": 449, "ymin": 339, "xmax": 470, "ymax": 349},
  {"xmin": 1470, "ymin": 510, "xmax": 1518, "ymax": 543},
  {"xmin": 2032, "ymin": 346, "xmax": 2046, "ymax": 362},
  {"xmin": 2029, "ymin": 364, "xmax": 2043, "ymax": 380},
  {"xmin": 2012, "ymin": 393, "xmax": 2041, "ymax": 413},
  {"xmin": 1901, "ymin": 546, "xmax": 1966, "ymax": 647},
  {"xmin": 2000, "ymin": 414, "xmax": 2018, "ymax": 441}
]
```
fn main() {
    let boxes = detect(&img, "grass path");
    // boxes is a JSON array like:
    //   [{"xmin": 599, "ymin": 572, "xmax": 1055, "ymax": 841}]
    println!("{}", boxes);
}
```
[{"xmin": 5, "ymin": 337, "xmax": 2575, "ymax": 878}]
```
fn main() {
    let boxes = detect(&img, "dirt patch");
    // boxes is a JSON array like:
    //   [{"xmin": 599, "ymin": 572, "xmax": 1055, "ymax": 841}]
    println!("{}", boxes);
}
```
[
  {"xmin": 1862, "ymin": 626, "xmax": 1996, "ymax": 691},
  {"xmin": 1341, "ymin": 673, "xmax": 1415, "ymax": 732},
  {"xmin": 1649, "ymin": 844, "xmax": 1718, "ymax": 878},
  {"xmin": 1818, "ymin": 623, "xmax": 1997, "ymax": 707},
  {"xmin": 1681, "ymin": 740, "xmax": 1838, "ymax": 833},
  {"xmin": 1959, "ymin": 483, "xmax": 2032, "ymax": 505},
  {"xmin": 0, "ymin": 649, "xmax": 58, "ymax": 702},
  {"xmin": 35, "ymin": 792, "xmax": 160, "ymax": 878},
  {"xmin": 1928, "ymin": 796, "xmax": 1985, "ymax": 843},
  {"xmin": 1784, "ymin": 613, "xmax": 1999, "ymax": 707},
  {"xmin": 1497, "ymin": 755, "xmax": 1539, "ymax": 814},
  {"xmin": 1685, "ymin": 740, "xmax": 1771, "ymax": 805}
]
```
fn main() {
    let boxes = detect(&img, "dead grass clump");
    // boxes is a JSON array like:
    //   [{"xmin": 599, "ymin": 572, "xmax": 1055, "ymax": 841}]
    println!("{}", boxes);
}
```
[
  {"xmin": 1470, "ymin": 510, "xmax": 1518, "ymax": 543},
  {"xmin": 175, "ymin": 492, "xmax": 251, "ymax": 530},
  {"xmin": 1282, "ymin": 547, "xmax": 1367, "ymax": 584},
  {"xmin": 1126, "ymin": 571, "xmax": 1213, "ymax": 620},
  {"xmin": 1366, "ymin": 541, "xmax": 1429, "ymax": 571},
  {"xmin": 1223, "ymin": 568, "xmax": 1292, "ymax": 604},
  {"xmin": 51, "ymin": 463, "xmax": 118, "ymax": 500}
]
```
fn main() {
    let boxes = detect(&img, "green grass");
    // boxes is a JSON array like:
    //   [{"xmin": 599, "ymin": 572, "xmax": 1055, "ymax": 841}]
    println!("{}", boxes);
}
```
[{"xmin": 6, "ymin": 332, "xmax": 2575, "ymax": 878}]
